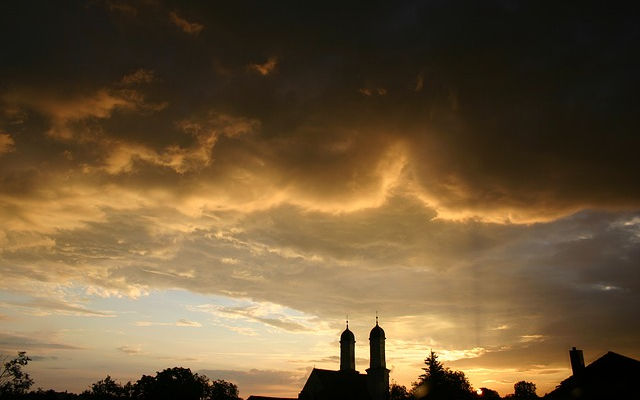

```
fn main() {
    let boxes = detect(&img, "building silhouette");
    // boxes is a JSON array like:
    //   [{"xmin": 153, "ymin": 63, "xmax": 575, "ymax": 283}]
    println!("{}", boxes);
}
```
[
  {"xmin": 544, "ymin": 347, "xmax": 640, "ymax": 399},
  {"xmin": 249, "ymin": 319, "xmax": 390, "ymax": 400}
]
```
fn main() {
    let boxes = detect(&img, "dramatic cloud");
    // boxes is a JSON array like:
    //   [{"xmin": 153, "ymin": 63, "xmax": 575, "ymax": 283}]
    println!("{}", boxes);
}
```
[{"xmin": 0, "ymin": 0, "xmax": 638, "ymax": 397}]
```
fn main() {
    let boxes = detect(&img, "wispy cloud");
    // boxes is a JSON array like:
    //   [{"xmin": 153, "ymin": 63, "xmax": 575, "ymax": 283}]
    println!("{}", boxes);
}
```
[
  {"xmin": 520, "ymin": 335, "xmax": 545, "ymax": 343},
  {"xmin": 0, "ymin": 332, "xmax": 84, "ymax": 351},
  {"xmin": 121, "ymin": 69, "xmax": 156, "ymax": 85},
  {"xmin": 2, "ymin": 85, "xmax": 164, "ymax": 141},
  {"xmin": 169, "ymin": 11, "xmax": 203, "ymax": 35},
  {"xmin": 134, "ymin": 319, "xmax": 202, "ymax": 327},
  {"xmin": 359, "ymin": 87, "xmax": 387, "ymax": 96},
  {"xmin": 248, "ymin": 57, "xmax": 278, "ymax": 76},
  {"xmin": 193, "ymin": 301, "xmax": 331, "ymax": 334},
  {"xmin": 1, "ymin": 298, "xmax": 115, "ymax": 318},
  {"xmin": 116, "ymin": 345, "xmax": 143, "ymax": 354}
]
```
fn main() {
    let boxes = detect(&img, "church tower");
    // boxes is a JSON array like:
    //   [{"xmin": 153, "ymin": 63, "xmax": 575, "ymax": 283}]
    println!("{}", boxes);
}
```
[
  {"xmin": 366, "ymin": 317, "xmax": 389, "ymax": 400},
  {"xmin": 340, "ymin": 320, "xmax": 356, "ymax": 372}
]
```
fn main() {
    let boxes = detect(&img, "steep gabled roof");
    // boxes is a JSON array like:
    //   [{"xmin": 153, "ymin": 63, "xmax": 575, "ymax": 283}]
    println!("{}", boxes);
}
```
[
  {"xmin": 544, "ymin": 351, "xmax": 640, "ymax": 399},
  {"xmin": 299, "ymin": 368, "xmax": 371, "ymax": 400}
]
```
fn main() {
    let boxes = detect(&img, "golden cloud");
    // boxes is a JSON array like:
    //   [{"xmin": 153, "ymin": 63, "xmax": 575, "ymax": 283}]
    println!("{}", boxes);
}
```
[
  {"xmin": 0, "ymin": 133, "xmax": 15, "ymax": 155},
  {"xmin": 248, "ymin": 57, "xmax": 278, "ymax": 76},
  {"xmin": 3, "ymin": 87, "xmax": 134, "ymax": 140},
  {"xmin": 169, "ymin": 11, "xmax": 204, "ymax": 35}
]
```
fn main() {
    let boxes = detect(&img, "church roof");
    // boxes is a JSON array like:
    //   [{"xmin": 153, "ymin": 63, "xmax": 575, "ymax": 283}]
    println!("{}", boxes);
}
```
[
  {"xmin": 369, "ymin": 323, "xmax": 385, "ymax": 340},
  {"xmin": 340, "ymin": 327, "xmax": 355, "ymax": 342},
  {"xmin": 299, "ymin": 368, "xmax": 371, "ymax": 400},
  {"xmin": 544, "ymin": 351, "xmax": 640, "ymax": 399}
]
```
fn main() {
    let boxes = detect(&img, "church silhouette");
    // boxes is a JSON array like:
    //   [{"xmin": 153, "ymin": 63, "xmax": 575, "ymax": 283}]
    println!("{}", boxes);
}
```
[{"xmin": 249, "ymin": 319, "xmax": 390, "ymax": 400}]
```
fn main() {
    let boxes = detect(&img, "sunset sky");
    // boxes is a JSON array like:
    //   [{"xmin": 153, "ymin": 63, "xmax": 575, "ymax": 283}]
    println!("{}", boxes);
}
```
[{"xmin": 1, "ymin": 0, "xmax": 639, "ymax": 397}]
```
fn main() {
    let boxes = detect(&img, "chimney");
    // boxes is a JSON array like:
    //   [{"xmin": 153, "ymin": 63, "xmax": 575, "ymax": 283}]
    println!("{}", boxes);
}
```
[{"xmin": 569, "ymin": 347, "xmax": 585, "ymax": 375}]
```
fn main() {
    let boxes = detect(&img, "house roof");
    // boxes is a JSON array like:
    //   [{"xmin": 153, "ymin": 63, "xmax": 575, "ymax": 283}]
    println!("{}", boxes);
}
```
[
  {"xmin": 544, "ymin": 351, "xmax": 640, "ymax": 399},
  {"xmin": 299, "ymin": 368, "xmax": 371, "ymax": 400}
]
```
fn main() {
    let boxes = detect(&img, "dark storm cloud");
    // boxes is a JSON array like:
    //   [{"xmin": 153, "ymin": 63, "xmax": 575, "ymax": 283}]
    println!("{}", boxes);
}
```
[
  {"xmin": 1, "ymin": 0, "xmax": 639, "ymax": 395},
  {"xmin": 2, "ymin": 0, "xmax": 638, "ymax": 220}
]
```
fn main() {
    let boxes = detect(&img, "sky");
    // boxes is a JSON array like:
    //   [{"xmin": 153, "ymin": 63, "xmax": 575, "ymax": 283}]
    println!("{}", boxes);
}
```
[{"xmin": 0, "ymin": 0, "xmax": 639, "ymax": 397}]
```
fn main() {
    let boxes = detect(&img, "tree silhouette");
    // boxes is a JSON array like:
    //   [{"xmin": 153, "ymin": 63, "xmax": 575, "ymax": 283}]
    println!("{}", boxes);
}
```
[
  {"xmin": 512, "ymin": 381, "xmax": 537, "ymax": 399},
  {"xmin": 0, "ymin": 351, "xmax": 34, "ymax": 396},
  {"xmin": 413, "ymin": 351, "xmax": 473, "ymax": 400},
  {"xmin": 0, "ymin": 362, "xmax": 241, "ymax": 399},
  {"xmin": 77, "ymin": 368, "xmax": 241, "ymax": 400},
  {"xmin": 477, "ymin": 387, "xmax": 500, "ymax": 399},
  {"xmin": 207, "ymin": 378, "xmax": 241, "ymax": 400},
  {"xmin": 81, "ymin": 375, "xmax": 124, "ymax": 399},
  {"xmin": 130, "ymin": 374, "xmax": 156, "ymax": 399},
  {"xmin": 417, "ymin": 351, "xmax": 446, "ymax": 386},
  {"xmin": 132, "ymin": 367, "xmax": 240, "ymax": 400},
  {"xmin": 390, "ymin": 382, "xmax": 414, "ymax": 400},
  {"xmin": 503, "ymin": 381, "xmax": 537, "ymax": 399},
  {"xmin": 135, "ymin": 367, "xmax": 204, "ymax": 400}
]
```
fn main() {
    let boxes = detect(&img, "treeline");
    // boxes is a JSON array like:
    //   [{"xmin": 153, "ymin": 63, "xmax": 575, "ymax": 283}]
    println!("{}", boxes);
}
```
[
  {"xmin": 1, "ymin": 352, "xmax": 241, "ymax": 400},
  {"xmin": 390, "ymin": 351, "xmax": 539, "ymax": 400},
  {"xmin": 2, "ymin": 351, "xmax": 541, "ymax": 400}
]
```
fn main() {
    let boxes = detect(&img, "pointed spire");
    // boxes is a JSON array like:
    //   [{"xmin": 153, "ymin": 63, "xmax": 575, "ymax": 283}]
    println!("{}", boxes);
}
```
[{"xmin": 375, "ymin": 311, "xmax": 379, "ymax": 326}]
